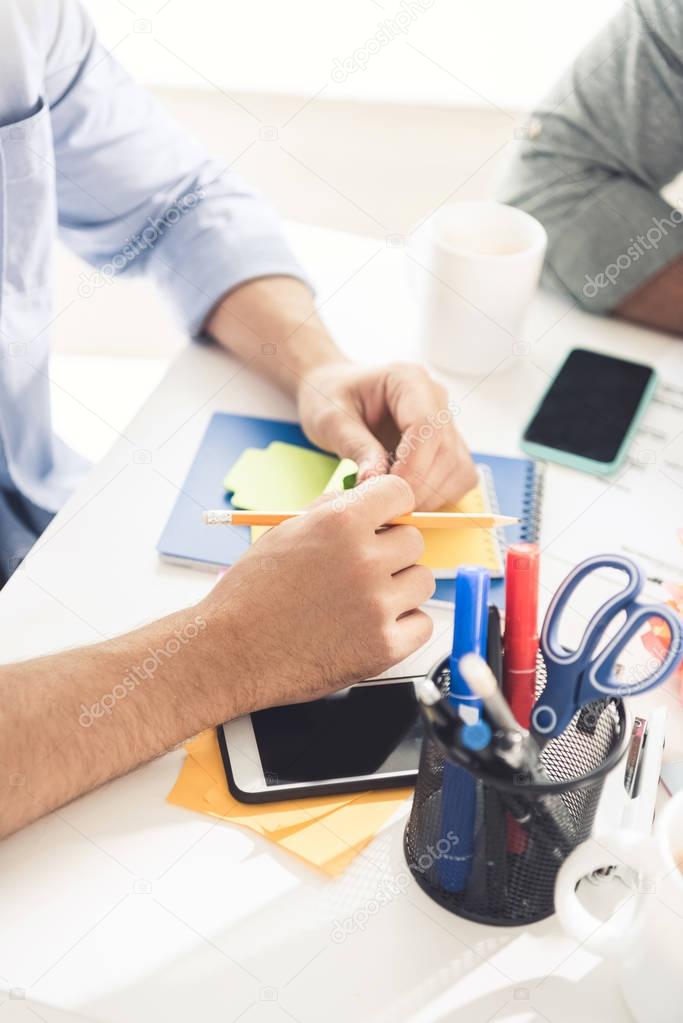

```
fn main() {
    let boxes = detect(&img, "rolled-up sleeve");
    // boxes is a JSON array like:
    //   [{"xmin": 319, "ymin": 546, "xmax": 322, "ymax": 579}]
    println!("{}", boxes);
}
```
[
  {"xmin": 46, "ymin": 0, "xmax": 308, "ymax": 335},
  {"xmin": 500, "ymin": 0, "xmax": 683, "ymax": 313}
]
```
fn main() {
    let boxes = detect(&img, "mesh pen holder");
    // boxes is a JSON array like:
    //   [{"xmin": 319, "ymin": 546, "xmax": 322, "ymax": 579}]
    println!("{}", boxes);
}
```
[{"xmin": 404, "ymin": 657, "xmax": 629, "ymax": 926}]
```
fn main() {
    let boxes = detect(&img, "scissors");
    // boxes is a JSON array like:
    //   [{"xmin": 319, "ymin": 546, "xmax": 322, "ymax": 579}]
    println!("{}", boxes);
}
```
[{"xmin": 531, "ymin": 554, "xmax": 683, "ymax": 744}]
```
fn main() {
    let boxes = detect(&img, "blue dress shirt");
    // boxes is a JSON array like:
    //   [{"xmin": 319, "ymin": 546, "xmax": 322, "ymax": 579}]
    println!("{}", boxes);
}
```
[{"xmin": 0, "ymin": 0, "xmax": 304, "ymax": 577}]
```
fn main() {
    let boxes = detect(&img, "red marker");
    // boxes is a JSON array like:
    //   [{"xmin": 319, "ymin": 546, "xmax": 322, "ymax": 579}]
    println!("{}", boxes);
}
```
[
  {"xmin": 503, "ymin": 543, "xmax": 540, "ymax": 854},
  {"xmin": 503, "ymin": 543, "xmax": 540, "ymax": 726}
]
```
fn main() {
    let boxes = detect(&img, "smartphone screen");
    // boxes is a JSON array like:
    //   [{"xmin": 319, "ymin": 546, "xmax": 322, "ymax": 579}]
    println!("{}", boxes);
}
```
[
  {"xmin": 251, "ymin": 683, "xmax": 423, "ymax": 785},
  {"xmin": 523, "ymin": 348, "xmax": 655, "ymax": 464}
]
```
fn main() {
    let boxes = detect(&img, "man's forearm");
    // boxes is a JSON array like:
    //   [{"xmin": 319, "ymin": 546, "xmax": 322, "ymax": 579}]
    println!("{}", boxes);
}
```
[
  {"xmin": 205, "ymin": 277, "xmax": 347, "ymax": 394},
  {"xmin": 615, "ymin": 256, "xmax": 683, "ymax": 336},
  {"xmin": 0, "ymin": 606, "xmax": 237, "ymax": 837}
]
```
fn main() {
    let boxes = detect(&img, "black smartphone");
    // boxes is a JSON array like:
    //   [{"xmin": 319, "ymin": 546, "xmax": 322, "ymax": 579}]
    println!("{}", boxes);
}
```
[{"xmin": 521, "ymin": 348, "xmax": 656, "ymax": 474}]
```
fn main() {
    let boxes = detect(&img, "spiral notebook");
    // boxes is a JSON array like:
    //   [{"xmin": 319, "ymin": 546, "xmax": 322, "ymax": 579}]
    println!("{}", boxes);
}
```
[
  {"xmin": 157, "ymin": 412, "xmax": 543, "ymax": 585},
  {"xmin": 473, "ymin": 453, "xmax": 545, "ymax": 547},
  {"xmin": 224, "ymin": 439, "xmax": 503, "ymax": 578}
]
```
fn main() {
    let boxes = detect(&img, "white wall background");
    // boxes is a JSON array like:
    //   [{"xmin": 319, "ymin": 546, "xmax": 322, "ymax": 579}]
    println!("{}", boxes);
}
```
[
  {"xmin": 82, "ymin": 0, "xmax": 621, "ymax": 109},
  {"xmin": 55, "ymin": 1, "xmax": 626, "ymax": 366}
]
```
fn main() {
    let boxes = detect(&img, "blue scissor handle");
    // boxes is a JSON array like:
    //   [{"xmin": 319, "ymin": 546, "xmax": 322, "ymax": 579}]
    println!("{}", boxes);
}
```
[
  {"xmin": 532, "ymin": 555, "xmax": 682, "ymax": 741},
  {"xmin": 542, "ymin": 554, "xmax": 644, "ymax": 667},
  {"xmin": 586, "ymin": 600, "xmax": 682, "ymax": 696}
]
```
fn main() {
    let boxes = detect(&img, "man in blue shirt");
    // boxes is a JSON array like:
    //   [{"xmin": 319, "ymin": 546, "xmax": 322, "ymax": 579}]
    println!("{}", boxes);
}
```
[{"xmin": 0, "ymin": 0, "xmax": 475, "ymax": 834}]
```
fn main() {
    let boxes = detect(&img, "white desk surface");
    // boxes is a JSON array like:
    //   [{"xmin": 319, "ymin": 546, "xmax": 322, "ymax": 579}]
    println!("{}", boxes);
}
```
[{"xmin": 0, "ymin": 222, "xmax": 681, "ymax": 1023}]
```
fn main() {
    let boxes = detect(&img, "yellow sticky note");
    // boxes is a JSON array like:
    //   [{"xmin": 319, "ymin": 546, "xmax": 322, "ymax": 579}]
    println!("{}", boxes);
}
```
[
  {"xmin": 167, "ymin": 743, "xmax": 269, "ymax": 829},
  {"xmin": 203, "ymin": 779, "xmax": 355, "ymax": 835},
  {"xmin": 184, "ymin": 730, "xmax": 227, "ymax": 784},
  {"xmin": 167, "ymin": 731, "xmax": 411, "ymax": 876},
  {"xmin": 177, "ymin": 731, "xmax": 373, "ymax": 834},
  {"xmin": 275, "ymin": 788, "xmax": 411, "ymax": 870},
  {"xmin": 419, "ymin": 478, "xmax": 501, "ymax": 575}
]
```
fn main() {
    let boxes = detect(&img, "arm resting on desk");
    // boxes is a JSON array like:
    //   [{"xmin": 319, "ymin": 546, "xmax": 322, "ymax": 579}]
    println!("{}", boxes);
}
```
[{"xmin": 0, "ymin": 476, "xmax": 435, "ymax": 837}]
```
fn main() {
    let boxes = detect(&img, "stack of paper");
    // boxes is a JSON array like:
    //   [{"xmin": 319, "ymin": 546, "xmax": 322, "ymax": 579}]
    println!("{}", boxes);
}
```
[{"xmin": 167, "ymin": 730, "xmax": 411, "ymax": 876}]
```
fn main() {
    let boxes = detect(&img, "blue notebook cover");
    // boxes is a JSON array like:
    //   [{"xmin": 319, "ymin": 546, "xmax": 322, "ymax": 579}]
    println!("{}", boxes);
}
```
[
  {"xmin": 158, "ymin": 412, "xmax": 544, "ymax": 598},
  {"xmin": 157, "ymin": 412, "xmax": 317, "ymax": 570}
]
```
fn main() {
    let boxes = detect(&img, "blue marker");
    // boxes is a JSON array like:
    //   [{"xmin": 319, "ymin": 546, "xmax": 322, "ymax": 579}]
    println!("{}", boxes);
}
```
[{"xmin": 438, "ymin": 566, "xmax": 490, "ymax": 893}]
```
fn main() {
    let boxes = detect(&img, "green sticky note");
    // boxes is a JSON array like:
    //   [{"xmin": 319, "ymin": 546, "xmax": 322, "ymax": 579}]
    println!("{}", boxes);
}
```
[
  {"xmin": 224, "ymin": 442, "xmax": 340, "ymax": 509},
  {"xmin": 324, "ymin": 457, "xmax": 358, "ymax": 493},
  {"xmin": 223, "ymin": 448, "xmax": 265, "ymax": 495}
]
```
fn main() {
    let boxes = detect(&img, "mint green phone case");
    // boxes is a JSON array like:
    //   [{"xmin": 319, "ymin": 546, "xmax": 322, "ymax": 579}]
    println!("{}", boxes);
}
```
[{"xmin": 520, "ymin": 365, "xmax": 657, "ymax": 476}]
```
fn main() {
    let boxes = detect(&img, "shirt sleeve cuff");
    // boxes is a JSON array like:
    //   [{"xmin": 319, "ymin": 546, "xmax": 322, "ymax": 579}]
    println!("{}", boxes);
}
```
[
  {"xmin": 150, "ymin": 232, "xmax": 312, "ymax": 337},
  {"xmin": 547, "ymin": 179, "xmax": 683, "ymax": 313}
]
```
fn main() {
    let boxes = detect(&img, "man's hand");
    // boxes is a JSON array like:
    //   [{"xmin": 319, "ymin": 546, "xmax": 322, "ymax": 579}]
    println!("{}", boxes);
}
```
[
  {"xmin": 206, "ymin": 278, "xmax": 477, "ymax": 510},
  {"xmin": 297, "ymin": 361, "xmax": 477, "ymax": 510},
  {"xmin": 200, "ymin": 474, "xmax": 435, "ymax": 711},
  {"xmin": 0, "ymin": 475, "xmax": 433, "ymax": 837}
]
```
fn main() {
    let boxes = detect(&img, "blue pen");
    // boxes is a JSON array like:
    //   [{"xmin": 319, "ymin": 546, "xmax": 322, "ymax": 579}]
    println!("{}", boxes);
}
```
[{"xmin": 438, "ymin": 566, "xmax": 490, "ymax": 893}]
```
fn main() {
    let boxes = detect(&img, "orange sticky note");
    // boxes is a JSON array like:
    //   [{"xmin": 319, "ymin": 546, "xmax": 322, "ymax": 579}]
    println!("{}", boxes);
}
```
[{"xmin": 167, "ymin": 731, "xmax": 412, "ymax": 876}]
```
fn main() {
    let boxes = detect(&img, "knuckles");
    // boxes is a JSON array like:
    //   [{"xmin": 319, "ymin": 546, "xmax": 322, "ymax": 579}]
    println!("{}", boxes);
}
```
[
  {"xmin": 402, "ymin": 525, "xmax": 425, "ymax": 560},
  {"xmin": 374, "ymin": 619, "xmax": 400, "ymax": 664},
  {"xmin": 310, "ymin": 405, "xmax": 341, "ymax": 436},
  {"xmin": 416, "ymin": 566, "xmax": 437, "ymax": 601},
  {"xmin": 383, "ymin": 473, "xmax": 415, "ymax": 510},
  {"xmin": 414, "ymin": 611, "xmax": 434, "ymax": 646}
]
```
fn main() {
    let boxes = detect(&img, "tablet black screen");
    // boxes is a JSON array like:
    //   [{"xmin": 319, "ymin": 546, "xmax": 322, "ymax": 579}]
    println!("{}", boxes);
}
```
[{"xmin": 251, "ymin": 683, "xmax": 423, "ymax": 784}]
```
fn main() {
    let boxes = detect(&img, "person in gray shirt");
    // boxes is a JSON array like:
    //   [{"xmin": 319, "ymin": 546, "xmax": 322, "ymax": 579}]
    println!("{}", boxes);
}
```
[{"xmin": 501, "ymin": 0, "xmax": 683, "ymax": 335}]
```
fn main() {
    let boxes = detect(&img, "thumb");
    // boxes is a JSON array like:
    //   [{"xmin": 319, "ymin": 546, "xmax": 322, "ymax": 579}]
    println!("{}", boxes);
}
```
[{"xmin": 332, "ymin": 418, "xmax": 390, "ymax": 482}]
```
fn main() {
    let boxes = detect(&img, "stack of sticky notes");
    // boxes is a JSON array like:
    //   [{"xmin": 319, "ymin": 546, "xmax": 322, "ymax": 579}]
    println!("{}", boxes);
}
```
[
  {"xmin": 167, "ymin": 730, "xmax": 411, "ymax": 876},
  {"xmin": 224, "ymin": 441, "xmax": 503, "ymax": 578}
]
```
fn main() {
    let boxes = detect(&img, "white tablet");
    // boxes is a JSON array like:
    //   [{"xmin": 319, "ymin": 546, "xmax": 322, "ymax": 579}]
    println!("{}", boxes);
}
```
[{"xmin": 219, "ymin": 601, "xmax": 453, "ymax": 802}]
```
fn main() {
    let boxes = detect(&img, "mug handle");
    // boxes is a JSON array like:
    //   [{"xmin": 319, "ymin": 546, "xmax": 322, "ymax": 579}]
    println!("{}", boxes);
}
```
[{"xmin": 554, "ymin": 830, "xmax": 660, "ymax": 958}]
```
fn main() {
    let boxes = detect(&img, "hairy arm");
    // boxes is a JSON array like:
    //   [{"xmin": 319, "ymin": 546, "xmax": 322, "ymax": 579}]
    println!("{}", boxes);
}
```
[
  {"xmin": 0, "ymin": 476, "xmax": 434, "ymax": 838},
  {"xmin": 0, "ymin": 607, "xmax": 228, "ymax": 837},
  {"xmin": 205, "ymin": 275, "xmax": 344, "ymax": 394}
]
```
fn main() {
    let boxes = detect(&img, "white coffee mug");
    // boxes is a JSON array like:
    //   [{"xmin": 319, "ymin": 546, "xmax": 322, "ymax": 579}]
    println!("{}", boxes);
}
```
[
  {"xmin": 410, "ymin": 201, "xmax": 547, "ymax": 377},
  {"xmin": 555, "ymin": 791, "xmax": 683, "ymax": 1022}
]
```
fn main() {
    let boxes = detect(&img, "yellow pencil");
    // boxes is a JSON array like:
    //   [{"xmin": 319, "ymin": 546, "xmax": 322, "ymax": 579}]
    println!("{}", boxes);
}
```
[{"xmin": 202, "ymin": 510, "xmax": 517, "ymax": 529}]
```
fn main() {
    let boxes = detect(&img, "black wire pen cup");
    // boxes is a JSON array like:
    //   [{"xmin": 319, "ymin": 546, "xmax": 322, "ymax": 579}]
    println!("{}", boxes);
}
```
[{"xmin": 404, "ymin": 656, "xmax": 629, "ymax": 926}]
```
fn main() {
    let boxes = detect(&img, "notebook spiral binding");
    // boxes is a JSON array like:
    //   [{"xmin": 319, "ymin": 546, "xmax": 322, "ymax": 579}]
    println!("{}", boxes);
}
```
[{"xmin": 519, "ymin": 461, "xmax": 545, "ymax": 544}]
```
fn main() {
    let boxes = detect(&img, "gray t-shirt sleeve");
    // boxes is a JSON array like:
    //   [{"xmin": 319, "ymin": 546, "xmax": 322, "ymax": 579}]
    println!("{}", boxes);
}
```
[{"xmin": 499, "ymin": 0, "xmax": 683, "ymax": 312}]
